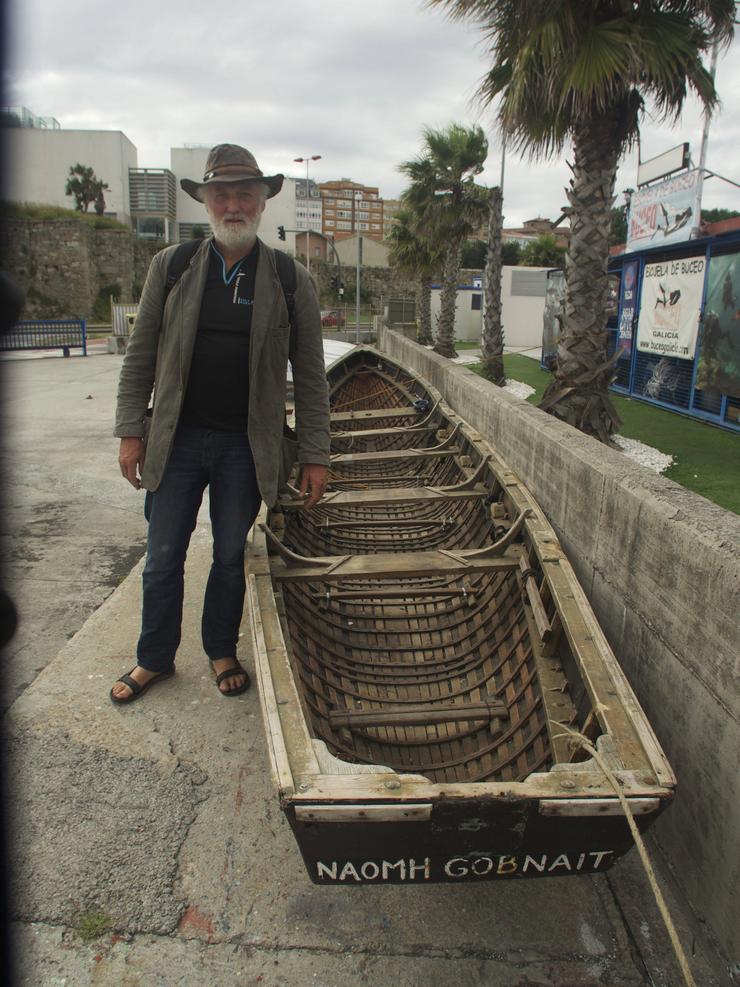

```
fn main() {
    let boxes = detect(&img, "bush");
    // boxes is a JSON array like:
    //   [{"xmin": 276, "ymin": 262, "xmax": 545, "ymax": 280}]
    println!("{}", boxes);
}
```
[{"xmin": 0, "ymin": 201, "xmax": 129, "ymax": 231}]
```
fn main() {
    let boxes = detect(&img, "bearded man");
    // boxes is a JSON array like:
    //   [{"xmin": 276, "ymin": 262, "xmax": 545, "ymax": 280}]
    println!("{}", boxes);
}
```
[{"xmin": 111, "ymin": 144, "xmax": 330, "ymax": 703}]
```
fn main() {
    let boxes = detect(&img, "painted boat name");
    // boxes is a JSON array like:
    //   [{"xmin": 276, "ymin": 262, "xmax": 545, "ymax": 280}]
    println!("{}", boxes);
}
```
[{"xmin": 315, "ymin": 850, "xmax": 614, "ymax": 882}]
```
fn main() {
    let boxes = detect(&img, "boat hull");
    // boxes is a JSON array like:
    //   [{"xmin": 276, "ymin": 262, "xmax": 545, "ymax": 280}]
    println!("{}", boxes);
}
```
[{"xmin": 247, "ymin": 346, "xmax": 675, "ymax": 884}]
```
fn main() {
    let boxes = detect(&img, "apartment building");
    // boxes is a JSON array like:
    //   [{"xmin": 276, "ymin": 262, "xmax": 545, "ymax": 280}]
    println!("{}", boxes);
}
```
[{"xmin": 319, "ymin": 179, "xmax": 384, "ymax": 242}]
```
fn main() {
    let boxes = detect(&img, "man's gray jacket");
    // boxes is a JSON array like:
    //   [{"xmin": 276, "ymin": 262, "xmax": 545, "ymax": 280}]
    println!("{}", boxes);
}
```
[{"xmin": 114, "ymin": 237, "xmax": 330, "ymax": 506}]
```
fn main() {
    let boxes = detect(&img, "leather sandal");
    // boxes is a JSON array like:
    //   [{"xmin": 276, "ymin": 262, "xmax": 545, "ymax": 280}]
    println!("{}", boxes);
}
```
[
  {"xmin": 110, "ymin": 667, "xmax": 174, "ymax": 704},
  {"xmin": 209, "ymin": 659, "xmax": 250, "ymax": 697}
]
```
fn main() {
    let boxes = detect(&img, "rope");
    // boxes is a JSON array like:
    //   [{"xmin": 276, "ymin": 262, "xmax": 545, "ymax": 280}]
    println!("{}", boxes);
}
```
[{"xmin": 552, "ymin": 723, "xmax": 696, "ymax": 987}]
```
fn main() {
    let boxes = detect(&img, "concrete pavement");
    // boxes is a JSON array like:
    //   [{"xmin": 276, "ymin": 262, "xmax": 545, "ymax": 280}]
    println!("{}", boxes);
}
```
[{"xmin": 2, "ymin": 348, "xmax": 730, "ymax": 986}]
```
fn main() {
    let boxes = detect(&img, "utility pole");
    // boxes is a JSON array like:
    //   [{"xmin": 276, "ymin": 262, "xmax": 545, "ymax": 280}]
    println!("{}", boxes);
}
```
[
  {"xmin": 355, "ymin": 236, "xmax": 362, "ymax": 343},
  {"xmin": 293, "ymin": 154, "xmax": 322, "ymax": 273}
]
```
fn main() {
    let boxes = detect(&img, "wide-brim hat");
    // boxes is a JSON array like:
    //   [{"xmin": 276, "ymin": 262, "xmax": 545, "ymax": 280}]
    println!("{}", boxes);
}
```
[{"xmin": 180, "ymin": 143, "xmax": 284, "ymax": 201}]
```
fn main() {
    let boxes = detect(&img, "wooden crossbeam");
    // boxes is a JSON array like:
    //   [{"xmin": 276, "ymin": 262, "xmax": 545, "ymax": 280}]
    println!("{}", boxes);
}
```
[
  {"xmin": 269, "ymin": 545, "xmax": 522, "ymax": 583},
  {"xmin": 330, "ymin": 446, "xmax": 461, "ymax": 464},
  {"xmin": 278, "ymin": 485, "xmax": 490, "ymax": 509},
  {"xmin": 329, "ymin": 700, "xmax": 509, "ymax": 730},
  {"xmin": 331, "ymin": 424, "xmax": 438, "ymax": 442},
  {"xmin": 329, "ymin": 406, "xmax": 420, "ymax": 424}
]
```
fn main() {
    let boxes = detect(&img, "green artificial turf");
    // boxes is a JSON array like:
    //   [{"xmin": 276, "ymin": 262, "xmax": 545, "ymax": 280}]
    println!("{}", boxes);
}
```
[{"xmin": 469, "ymin": 355, "xmax": 740, "ymax": 515}]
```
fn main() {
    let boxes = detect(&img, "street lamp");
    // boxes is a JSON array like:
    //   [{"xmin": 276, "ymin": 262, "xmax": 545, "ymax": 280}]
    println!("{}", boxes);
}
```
[{"xmin": 294, "ymin": 155, "xmax": 322, "ymax": 274}]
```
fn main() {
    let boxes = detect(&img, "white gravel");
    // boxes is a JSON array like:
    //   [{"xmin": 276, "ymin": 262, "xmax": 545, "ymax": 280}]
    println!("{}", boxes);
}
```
[{"xmin": 611, "ymin": 435, "xmax": 674, "ymax": 474}]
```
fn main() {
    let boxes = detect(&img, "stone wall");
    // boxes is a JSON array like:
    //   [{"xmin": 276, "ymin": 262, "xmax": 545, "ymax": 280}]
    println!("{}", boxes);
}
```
[
  {"xmin": 307, "ymin": 258, "xmax": 416, "ymax": 310},
  {"xmin": 378, "ymin": 326, "xmax": 740, "ymax": 965},
  {"xmin": 0, "ymin": 218, "xmax": 164, "ymax": 321}
]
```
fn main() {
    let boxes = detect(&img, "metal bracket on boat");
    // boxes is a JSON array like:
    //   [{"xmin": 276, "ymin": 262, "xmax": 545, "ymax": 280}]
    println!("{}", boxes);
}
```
[{"xmin": 462, "ymin": 509, "xmax": 531, "ymax": 558}]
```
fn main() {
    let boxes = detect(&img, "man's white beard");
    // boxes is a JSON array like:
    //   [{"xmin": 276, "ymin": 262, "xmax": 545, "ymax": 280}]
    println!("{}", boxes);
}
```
[{"xmin": 209, "ymin": 212, "xmax": 261, "ymax": 252}]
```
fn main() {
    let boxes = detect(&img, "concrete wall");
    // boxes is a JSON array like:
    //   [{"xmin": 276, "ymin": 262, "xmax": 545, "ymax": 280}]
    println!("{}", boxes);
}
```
[
  {"xmin": 378, "ymin": 326, "xmax": 740, "ymax": 965},
  {"xmin": 6, "ymin": 129, "xmax": 138, "ymax": 223}
]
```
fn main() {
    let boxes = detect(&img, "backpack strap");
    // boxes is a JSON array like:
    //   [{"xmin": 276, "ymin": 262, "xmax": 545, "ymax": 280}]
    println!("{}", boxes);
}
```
[
  {"xmin": 273, "ymin": 248, "xmax": 297, "ymax": 326},
  {"xmin": 163, "ymin": 239, "xmax": 202, "ymax": 303}
]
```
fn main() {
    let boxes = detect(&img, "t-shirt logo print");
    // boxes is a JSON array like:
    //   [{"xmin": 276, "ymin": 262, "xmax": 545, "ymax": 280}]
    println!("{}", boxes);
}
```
[{"xmin": 233, "ymin": 271, "xmax": 253, "ymax": 306}]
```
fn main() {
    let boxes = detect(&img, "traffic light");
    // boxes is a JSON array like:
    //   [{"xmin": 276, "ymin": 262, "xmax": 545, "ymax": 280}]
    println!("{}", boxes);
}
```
[
  {"xmin": 330, "ymin": 276, "xmax": 338, "ymax": 291},
  {"xmin": 278, "ymin": 225, "xmax": 286, "ymax": 241}
]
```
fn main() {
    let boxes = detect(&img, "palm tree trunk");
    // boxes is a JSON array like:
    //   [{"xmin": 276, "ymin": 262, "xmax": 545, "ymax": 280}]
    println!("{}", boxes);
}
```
[
  {"xmin": 481, "ymin": 186, "xmax": 505, "ymax": 384},
  {"xmin": 434, "ymin": 238, "xmax": 462, "ymax": 358},
  {"xmin": 418, "ymin": 276, "xmax": 434, "ymax": 344},
  {"xmin": 538, "ymin": 113, "xmax": 622, "ymax": 441}
]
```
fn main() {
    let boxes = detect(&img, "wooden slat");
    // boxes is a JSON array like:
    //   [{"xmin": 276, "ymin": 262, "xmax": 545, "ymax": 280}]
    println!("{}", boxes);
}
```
[
  {"xmin": 271, "ymin": 548, "xmax": 522, "ymax": 583},
  {"xmin": 329, "ymin": 701, "xmax": 508, "ymax": 729},
  {"xmin": 279, "ymin": 484, "xmax": 489, "ymax": 510},
  {"xmin": 331, "ymin": 424, "xmax": 438, "ymax": 441},
  {"xmin": 330, "ymin": 446, "xmax": 461, "ymax": 464},
  {"xmin": 330, "ymin": 406, "xmax": 419, "ymax": 423}
]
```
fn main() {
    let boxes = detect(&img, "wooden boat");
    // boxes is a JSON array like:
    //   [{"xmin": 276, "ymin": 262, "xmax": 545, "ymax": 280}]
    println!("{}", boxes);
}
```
[{"xmin": 246, "ymin": 346, "xmax": 675, "ymax": 884}]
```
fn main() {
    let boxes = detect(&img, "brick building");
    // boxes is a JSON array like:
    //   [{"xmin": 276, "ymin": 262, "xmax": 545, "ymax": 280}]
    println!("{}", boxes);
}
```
[{"xmin": 319, "ymin": 179, "xmax": 384, "ymax": 242}]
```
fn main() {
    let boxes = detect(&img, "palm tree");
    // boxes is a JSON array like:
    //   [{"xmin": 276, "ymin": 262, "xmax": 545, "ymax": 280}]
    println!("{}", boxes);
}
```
[
  {"xmin": 386, "ymin": 205, "xmax": 443, "ymax": 345},
  {"xmin": 400, "ymin": 124, "xmax": 489, "ymax": 358},
  {"xmin": 428, "ymin": 0, "xmax": 734, "ymax": 440},
  {"xmin": 481, "ymin": 185, "xmax": 506, "ymax": 384}
]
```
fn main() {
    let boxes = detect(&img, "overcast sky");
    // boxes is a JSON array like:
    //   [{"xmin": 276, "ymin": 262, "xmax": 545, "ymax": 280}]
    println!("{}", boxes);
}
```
[{"xmin": 6, "ymin": 0, "xmax": 740, "ymax": 227}]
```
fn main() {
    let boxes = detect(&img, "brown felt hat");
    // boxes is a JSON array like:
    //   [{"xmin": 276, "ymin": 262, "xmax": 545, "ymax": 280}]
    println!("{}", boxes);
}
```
[{"xmin": 180, "ymin": 144, "xmax": 284, "ymax": 201}]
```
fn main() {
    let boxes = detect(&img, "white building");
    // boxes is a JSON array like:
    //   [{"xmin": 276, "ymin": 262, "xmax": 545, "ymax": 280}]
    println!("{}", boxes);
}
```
[
  {"xmin": 431, "ymin": 267, "xmax": 551, "ymax": 349},
  {"xmin": 294, "ymin": 178, "xmax": 322, "ymax": 233},
  {"xmin": 6, "ymin": 126, "xmax": 137, "ymax": 223},
  {"xmin": 4, "ymin": 123, "xmax": 301, "ymax": 251}
]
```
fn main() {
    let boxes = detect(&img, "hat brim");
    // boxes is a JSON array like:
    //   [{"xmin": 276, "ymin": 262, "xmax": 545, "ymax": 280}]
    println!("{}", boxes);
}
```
[{"xmin": 180, "ymin": 173, "xmax": 284, "ymax": 202}]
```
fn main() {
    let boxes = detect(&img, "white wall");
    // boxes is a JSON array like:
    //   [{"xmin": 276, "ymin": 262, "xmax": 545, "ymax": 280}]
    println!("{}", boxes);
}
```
[
  {"xmin": 6, "ymin": 129, "xmax": 137, "ymax": 222},
  {"xmin": 430, "ymin": 266, "xmax": 551, "ymax": 348}
]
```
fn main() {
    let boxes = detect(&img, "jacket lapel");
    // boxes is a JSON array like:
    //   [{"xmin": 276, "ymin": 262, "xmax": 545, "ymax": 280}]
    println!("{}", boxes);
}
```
[
  {"xmin": 174, "ymin": 239, "xmax": 211, "ymax": 381},
  {"xmin": 251, "ymin": 242, "xmax": 283, "ymax": 370}
]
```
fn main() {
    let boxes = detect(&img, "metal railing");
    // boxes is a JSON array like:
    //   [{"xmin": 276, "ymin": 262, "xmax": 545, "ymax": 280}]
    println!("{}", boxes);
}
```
[{"xmin": 1, "ymin": 319, "xmax": 87, "ymax": 356}]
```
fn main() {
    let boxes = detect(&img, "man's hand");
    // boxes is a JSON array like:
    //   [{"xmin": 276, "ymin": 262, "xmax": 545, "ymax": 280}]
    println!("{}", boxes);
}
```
[
  {"xmin": 119, "ymin": 437, "xmax": 146, "ymax": 489},
  {"xmin": 299, "ymin": 463, "xmax": 328, "ymax": 509}
]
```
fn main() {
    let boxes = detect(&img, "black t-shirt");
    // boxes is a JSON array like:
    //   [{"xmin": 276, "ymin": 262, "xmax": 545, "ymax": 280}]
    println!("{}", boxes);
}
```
[{"xmin": 179, "ymin": 241, "xmax": 259, "ymax": 431}]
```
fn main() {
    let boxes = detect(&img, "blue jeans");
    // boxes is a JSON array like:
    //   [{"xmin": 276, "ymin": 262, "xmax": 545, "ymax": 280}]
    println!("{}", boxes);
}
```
[{"xmin": 137, "ymin": 425, "xmax": 261, "ymax": 673}]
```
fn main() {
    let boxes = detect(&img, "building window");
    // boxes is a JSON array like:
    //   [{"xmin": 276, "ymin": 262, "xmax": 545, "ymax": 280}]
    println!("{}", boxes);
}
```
[
  {"xmin": 337, "ymin": 221, "xmax": 351, "ymax": 230},
  {"xmin": 325, "ymin": 219, "xmax": 335, "ymax": 226},
  {"xmin": 358, "ymin": 222, "xmax": 369, "ymax": 230},
  {"xmin": 471, "ymin": 294, "xmax": 482, "ymax": 311},
  {"xmin": 371, "ymin": 224, "xmax": 381, "ymax": 230}
]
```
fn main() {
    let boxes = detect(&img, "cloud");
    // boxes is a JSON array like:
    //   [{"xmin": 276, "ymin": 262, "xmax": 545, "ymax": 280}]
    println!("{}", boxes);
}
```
[{"xmin": 7, "ymin": 0, "xmax": 740, "ymax": 226}]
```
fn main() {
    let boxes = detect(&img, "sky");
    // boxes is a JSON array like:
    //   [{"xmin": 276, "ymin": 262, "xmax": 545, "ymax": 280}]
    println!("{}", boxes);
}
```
[{"xmin": 6, "ymin": 0, "xmax": 740, "ymax": 228}]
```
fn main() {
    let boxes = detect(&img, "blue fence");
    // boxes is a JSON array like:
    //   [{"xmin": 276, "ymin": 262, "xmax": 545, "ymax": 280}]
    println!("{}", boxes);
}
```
[{"xmin": 1, "ymin": 319, "xmax": 87, "ymax": 357}]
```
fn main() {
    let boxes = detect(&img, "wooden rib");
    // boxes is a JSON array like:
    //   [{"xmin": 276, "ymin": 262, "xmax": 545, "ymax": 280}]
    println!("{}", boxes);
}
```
[{"xmin": 329, "ymin": 701, "xmax": 509, "ymax": 730}]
